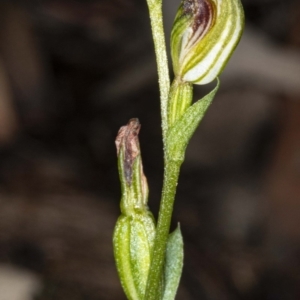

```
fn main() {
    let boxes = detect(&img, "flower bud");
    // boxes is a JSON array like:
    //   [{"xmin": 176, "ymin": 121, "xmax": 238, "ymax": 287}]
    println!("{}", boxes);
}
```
[
  {"xmin": 113, "ymin": 119, "xmax": 156, "ymax": 300},
  {"xmin": 171, "ymin": 0, "xmax": 244, "ymax": 85}
]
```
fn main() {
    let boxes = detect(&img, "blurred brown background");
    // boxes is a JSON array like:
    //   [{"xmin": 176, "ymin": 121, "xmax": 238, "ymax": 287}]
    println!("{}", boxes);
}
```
[{"xmin": 0, "ymin": 0, "xmax": 300, "ymax": 299}]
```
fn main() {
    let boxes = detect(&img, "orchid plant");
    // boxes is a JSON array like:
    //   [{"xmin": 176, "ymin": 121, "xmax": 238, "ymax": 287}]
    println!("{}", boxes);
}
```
[{"xmin": 113, "ymin": 0, "xmax": 244, "ymax": 299}]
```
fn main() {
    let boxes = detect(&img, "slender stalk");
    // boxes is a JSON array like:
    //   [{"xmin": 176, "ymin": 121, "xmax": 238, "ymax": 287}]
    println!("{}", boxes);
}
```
[
  {"xmin": 144, "ymin": 159, "xmax": 182, "ymax": 299},
  {"xmin": 146, "ymin": 0, "xmax": 170, "ymax": 143},
  {"xmin": 145, "ymin": 1, "xmax": 185, "ymax": 298}
]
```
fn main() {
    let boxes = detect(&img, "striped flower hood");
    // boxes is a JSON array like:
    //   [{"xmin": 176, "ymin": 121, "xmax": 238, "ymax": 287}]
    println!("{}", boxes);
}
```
[{"xmin": 171, "ymin": 0, "xmax": 244, "ymax": 85}]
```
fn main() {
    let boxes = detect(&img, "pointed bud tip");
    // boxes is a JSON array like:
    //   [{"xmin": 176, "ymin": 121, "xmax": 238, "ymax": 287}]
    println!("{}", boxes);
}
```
[{"xmin": 115, "ymin": 118, "xmax": 141, "ymax": 184}]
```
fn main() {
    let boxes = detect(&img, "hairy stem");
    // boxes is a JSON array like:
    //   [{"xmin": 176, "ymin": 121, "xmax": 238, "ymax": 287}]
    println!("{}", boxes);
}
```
[
  {"xmin": 144, "ymin": 159, "xmax": 182, "ymax": 299},
  {"xmin": 145, "ymin": 1, "xmax": 185, "ymax": 298},
  {"xmin": 146, "ymin": 0, "xmax": 170, "ymax": 143}
]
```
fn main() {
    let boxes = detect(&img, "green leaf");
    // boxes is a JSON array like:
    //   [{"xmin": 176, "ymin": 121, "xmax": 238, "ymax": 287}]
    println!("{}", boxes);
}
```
[
  {"xmin": 113, "ymin": 216, "xmax": 140, "ymax": 300},
  {"xmin": 166, "ymin": 78, "xmax": 220, "ymax": 162},
  {"xmin": 162, "ymin": 225, "xmax": 184, "ymax": 300},
  {"xmin": 113, "ymin": 213, "xmax": 156, "ymax": 300}
]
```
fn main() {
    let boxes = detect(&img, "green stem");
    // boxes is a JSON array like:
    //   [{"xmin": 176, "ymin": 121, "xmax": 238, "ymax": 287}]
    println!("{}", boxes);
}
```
[
  {"xmin": 144, "ymin": 159, "xmax": 182, "ymax": 300},
  {"xmin": 144, "ymin": 77, "xmax": 193, "ymax": 300},
  {"xmin": 145, "ymin": 2, "xmax": 192, "ymax": 299},
  {"xmin": 146, "ymin": 0, "xmax": 170, "ymax": 143}
]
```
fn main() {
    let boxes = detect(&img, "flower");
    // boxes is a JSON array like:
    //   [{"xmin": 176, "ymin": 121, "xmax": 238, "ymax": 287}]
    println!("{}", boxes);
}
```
[
  {"xmin": 171, "ymin": 0, "xmax": 244, "ymax": 85},
  {"xmin": 113, "ymin": 119, "xmax": 156, "ymax": 300}
]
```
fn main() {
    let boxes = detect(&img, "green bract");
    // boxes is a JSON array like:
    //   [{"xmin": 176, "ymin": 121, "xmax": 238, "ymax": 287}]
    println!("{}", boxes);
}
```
[{"xmin": 171, "ymin": 0, "xmax": 244, "ymax": 85}]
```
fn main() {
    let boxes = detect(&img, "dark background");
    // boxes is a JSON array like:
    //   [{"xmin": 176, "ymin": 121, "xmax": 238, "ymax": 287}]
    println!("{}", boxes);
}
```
[{"xmin": 0, "ymin": 0, "xmax": 300, "ymax": 299}]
